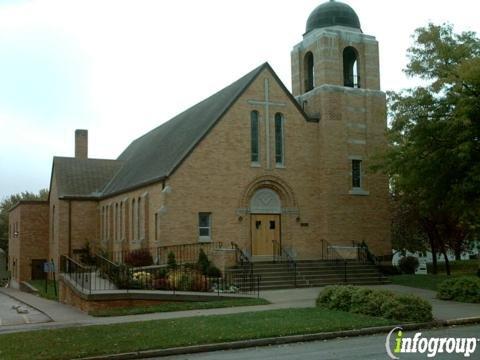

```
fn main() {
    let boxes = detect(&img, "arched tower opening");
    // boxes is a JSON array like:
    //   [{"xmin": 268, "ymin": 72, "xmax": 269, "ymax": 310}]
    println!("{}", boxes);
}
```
[
  {"xmin": 304, "ymin": 51, "xmax": 314, "ymax": 92},
  {"xmin": 343, "ymin": 46, "xmax": 360, "ymax": 88}
]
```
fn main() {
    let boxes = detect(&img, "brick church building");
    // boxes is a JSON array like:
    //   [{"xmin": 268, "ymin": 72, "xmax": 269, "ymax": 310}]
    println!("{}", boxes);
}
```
[{"xmin": 9, "ymin": 0, "xmax": 391, "ymax": 286}]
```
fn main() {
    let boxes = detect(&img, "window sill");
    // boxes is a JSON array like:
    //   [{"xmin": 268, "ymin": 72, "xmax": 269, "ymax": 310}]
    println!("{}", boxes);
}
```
[
  {"xmin": 275, "ymin": 164, "xmax": 286, "ymax": 169},
  {"xmin": 198, "ymin": 237, "xmax": 212, "ymax": 243},
  {"xmin": 349, "ymin": 188, "xmax": 369, "ymax": 196},
  {"xmin": 250, "ymin": 162, "xmax": 261, "ymax": 168}
]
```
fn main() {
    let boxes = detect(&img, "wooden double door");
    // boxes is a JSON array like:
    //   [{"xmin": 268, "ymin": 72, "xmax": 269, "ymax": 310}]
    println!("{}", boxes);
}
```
[{"xmin": 251, "ymin": 214, "xmax": 281, "ymax": 256}]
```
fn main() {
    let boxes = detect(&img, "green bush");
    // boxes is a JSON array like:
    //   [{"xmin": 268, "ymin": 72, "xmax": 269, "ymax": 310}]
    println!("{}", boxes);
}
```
[
  {"xmin": 381, "ymin": 294, "xmax": 433, "ymax": 322},
  {"xmin": 398, "ymin": 256, "xmax": 419, "ymax": 274},
  {"xmin": 197, "ymin": 249, "xmax": 210, "ymax": 275},
  {"xmin": 437, "ymin": 276, "xmax": 480, "ymax": 303},
  {"xmin": 317, "ymin": 285, "xmax": 433, "ymax": 322},
  {"xmin": 316, "ymin": 285, "xmax": 357, "ymax": 311},
  {"xmin": 350, "ymin": 288, "xmax": 393, "ymax": 317},
  {"xmin": 206, "ymin": 265, "xmax": 222, "ymax": 278},
  {"xmin": 167, "ymin": 252, "xmax": 177, "ymax": 271}
]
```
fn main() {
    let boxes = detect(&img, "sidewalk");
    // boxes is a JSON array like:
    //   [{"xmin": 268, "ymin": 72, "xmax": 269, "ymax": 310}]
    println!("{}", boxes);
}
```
[{"xmin": 1, "ymin": 284, "xmax": 479, "ymax": 334}]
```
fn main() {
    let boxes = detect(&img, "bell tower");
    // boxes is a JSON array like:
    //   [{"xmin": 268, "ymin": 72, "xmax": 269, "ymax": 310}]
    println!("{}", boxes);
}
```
[{"xmin": 291, "ymin": 0, "xmax": 390, "ymax": 256}]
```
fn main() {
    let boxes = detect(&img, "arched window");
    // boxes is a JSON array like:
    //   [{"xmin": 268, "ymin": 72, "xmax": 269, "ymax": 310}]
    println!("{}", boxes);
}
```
[
  {"xmin": 120, "ymin": 202, "xmax": 124, "ymax": 241},
  {"xmin": 304, "ymin": 52, "xmax": 314, "ymax": 92},
  {"xmin": 131, "ymin": 199, "xmax": 136, "ymax": 241},
  {"xmin": 251, "ymin": 111, "xmax": 259, "ymax": 163},
  {"xmin": 274, "ymin": 113, "xmax": 284, "ymax": 166},
  {"xmin": 137, "ymin": 197, "xmax": 142, "ymax": 241},
  {"xmin": 343, "ymin": 46, "xmax": 360, "ymax": 88}
]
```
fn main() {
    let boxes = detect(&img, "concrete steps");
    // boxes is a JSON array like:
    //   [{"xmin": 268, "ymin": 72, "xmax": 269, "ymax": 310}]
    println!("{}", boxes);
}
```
[{"xmin": 226, "ymin": 260, "xmax": 390, "ymax": 290}]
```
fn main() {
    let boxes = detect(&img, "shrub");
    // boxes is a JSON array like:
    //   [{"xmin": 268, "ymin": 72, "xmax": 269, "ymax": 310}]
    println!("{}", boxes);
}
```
[
  {"xmin": 317, "ymin": 285, "xmax": 357, "ymax": 311},
  {"xmin": 167, "ymin": 252, "xmax": 177, "ymax": 271},
  {"xmin": 316, "ymin": 285, "xmax": 341, "ymax": 306},
  {"xmin": 79, "ymin": 242, "xmax": 97, "ymax": 266},
  {"xmin": 381, "ymin": 294, "xmax": 433, "ymax": 322},
  {"xmin": 398, "ymin": 256, "xmax": 419, "ymax": 274},
  {"xmin": 350, "ymin": 288, "xmax": 395, "ymax": 317},
  {"xmin": 437, "ymin": 277, "xmax": 480, "ymax": 303},
  {"xmin": 154, "ymin": 277, "xmax": 170, "ymax": 290},
  {"xmin": 317, "ymin": 285, "xmax": 433, "ymax": 322},
  {"xmin": 124, "ymin": 249, "xmax": 153, "ymax": 267},
  {"xmin": 197, "ymin": 249, "xmax": 210, "ymax": 275},
  {"xmin": 132, "ymin": 271, "xmax": 153, "ymax": 287},
  {"xmin": 206, "ymin": 265, "xmax": 222, "ymax": 278},
  {"xmin": 477, "ymin": 268, "xmax": 480, "ymax": 277}
]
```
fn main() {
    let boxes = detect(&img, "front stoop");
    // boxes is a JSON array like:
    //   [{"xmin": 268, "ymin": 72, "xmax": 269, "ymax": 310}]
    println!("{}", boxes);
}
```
[{"xmin": 227, "ymin": 260, "xmax": 390, "ymax": 290}]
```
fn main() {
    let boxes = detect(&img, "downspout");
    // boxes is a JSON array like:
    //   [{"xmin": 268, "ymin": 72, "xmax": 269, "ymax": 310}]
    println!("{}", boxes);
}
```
[{"xmin": 68, "ymin": 200, "xmax": 72, "ymax": 257}]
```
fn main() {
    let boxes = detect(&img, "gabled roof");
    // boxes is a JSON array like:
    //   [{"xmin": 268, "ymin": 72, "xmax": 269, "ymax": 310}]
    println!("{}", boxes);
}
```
[
  {"xmin": 50, "ymin": 62, "xmax": 315, "ymax": 199},
  {"xmin": 52, "ymin": 157, "xmax": 123, "ymax": 199},
  {"xmin": 102, "ymin": 63, "xmax": 270, "ymax": 196}
]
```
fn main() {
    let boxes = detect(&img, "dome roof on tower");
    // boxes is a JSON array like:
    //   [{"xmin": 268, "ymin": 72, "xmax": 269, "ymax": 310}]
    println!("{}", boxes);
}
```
[{"xmin": 306, "ymin": 0, "xmax": 361, "ymax": 33}]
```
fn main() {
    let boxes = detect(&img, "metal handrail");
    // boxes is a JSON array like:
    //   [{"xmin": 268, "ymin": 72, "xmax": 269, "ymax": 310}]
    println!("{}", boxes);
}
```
[
  {"xmin": 60, "ymin": 255, "xmax": 92, "ymax": 294},
  {"xmin": 230, "ymin": 242, "xmax": 252, "ymax": 267},
  {"xmin": 272, "ymin": 240, "xmax": 297, "ymax": 287}
]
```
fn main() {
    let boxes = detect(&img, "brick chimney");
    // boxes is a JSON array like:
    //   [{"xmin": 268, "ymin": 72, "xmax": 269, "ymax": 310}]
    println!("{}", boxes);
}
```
[{"xmin": 75, "ymin": 129, "xmax": 88, "ymax": 159}]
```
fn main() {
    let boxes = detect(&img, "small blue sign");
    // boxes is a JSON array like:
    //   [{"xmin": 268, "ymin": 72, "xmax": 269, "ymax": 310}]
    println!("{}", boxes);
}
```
[{"xmin": 43, "ymin": 262, "xmax": 55, "ymax": 273}]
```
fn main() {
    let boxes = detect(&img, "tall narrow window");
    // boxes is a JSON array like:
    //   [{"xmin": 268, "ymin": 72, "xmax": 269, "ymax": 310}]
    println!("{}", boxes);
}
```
[
  {"xmin": 304, "ymin": 52, "xmax": 314, "ymax": 92},
  {"xmin": 250, "ymin": 111, "xmax": 259, "ymax": 163},
  {"xmin": 137, "ymin": 197, "xmax": 142, "ymax": 241},
  {"xmin": 352, "ymin": 159, "xmax": 362, "ymax": 188},
  {"xmin": 275, "ymin": 113, "xmax": 284, "ymax": 166},
  {"xmin": 52, "ymin": 206, "xmax": 55, "ymax": 243},
  {"xmin": 198, "ymin": 213, "xmax": 211, "ymax": 241},
  {"xmin": 343, "ymin": 46, "xmax": 359, "ymax": 88},
  {"xmin": 120, "ymin": 202, "xmax": 123, "ymax": 241},
  {"xmin": 155, "ymin": 213, "xmax": 159, "ymax": 241},
  {"xmin": 131, "ymin": 199, "xmax": 136, "ymax": 241}
]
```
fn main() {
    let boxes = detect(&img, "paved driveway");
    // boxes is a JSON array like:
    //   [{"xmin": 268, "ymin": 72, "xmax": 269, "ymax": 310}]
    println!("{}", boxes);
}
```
[{"xmin": 0, "ymin": 292, "xmax": 50, "ymax": 326}]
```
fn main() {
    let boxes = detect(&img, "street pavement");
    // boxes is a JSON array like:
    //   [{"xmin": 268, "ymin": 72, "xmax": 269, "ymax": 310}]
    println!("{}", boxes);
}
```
[{"xmin": 156, "ymin": 324, "xmax": 480, "ymax": 360}]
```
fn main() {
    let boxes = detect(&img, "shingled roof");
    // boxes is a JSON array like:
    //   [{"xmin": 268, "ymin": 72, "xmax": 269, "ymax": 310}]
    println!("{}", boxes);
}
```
[
  {"xmin": 52, "ymin": 62, "xmax": 313, "ymax": 199},
  {"xmin": 101, "ymin": 62, "xmax": 269, "ymax": 196},
  {"xmin": 52, "ymin": 157, "xmax": 123, "ymax": 198}
]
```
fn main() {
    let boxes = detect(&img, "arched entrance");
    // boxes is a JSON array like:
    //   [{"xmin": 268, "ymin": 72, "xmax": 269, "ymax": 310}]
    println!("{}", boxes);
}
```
[{"xmin": 249, "ymin": 188, "xmax": 281, "ymax": 257}]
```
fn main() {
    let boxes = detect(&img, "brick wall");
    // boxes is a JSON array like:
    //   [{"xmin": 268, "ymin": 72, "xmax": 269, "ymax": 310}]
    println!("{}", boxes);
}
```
[{"xmin": 8, "ymin": 201, "xmax": 49, "ymax": 283}]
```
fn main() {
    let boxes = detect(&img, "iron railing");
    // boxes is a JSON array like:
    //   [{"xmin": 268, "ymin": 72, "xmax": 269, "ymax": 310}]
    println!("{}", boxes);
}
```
[
  {"xmin": 272, "ymin": 240, "xmax": 297, "ymax": 287},
  {"xmin": 61, "ymin": 251, "xmax": 260, "ymax": 296},
  {"xmin": 60, "ymin": 255, "xmax": 93, "ymax": 294},
  {"xmin": 320, "ymin": 239, "xmax": 367, "ymax": 262},
  {"xmin": 103, "ymin": 242, "xmax": 223, "ymax": 266}
]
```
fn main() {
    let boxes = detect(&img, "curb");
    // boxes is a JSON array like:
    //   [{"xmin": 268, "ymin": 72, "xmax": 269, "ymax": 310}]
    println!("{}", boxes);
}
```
[{"xmin": 77, "ymin": 317, "xmax": 480, "ymax": 360}]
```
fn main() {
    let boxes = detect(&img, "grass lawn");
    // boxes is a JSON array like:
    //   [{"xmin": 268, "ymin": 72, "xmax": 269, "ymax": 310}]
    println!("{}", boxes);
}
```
[
  {"xmin": 427, "ymin": 259, "xmax": 479, "ymax": 275},
  {"xmin": 27, "ymin": 280, "xmax": 59, "ymax": 301},
  {"xmin": 0, "ymin": 307, "xmax": 395, "ymax": 360},
  {"xmin": 90, "ymin": 298, "xmax": 270, "ymax": 316},
  {"xmin": 389, "ymin": 274, "xmax": 478, "ymax": 291}
]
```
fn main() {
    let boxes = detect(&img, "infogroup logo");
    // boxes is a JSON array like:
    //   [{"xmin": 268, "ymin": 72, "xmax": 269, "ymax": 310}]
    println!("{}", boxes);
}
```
[{"xmin": 385, "ymin": 327, "xmax": 479, "ymax": 359}]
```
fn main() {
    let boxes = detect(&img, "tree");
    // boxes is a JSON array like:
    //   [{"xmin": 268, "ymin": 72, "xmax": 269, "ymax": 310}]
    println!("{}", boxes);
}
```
[
  {"xmin": 0, "ymin": 189, "xmax": 49, "ymax": 253},
  {"xmin": 374, "ymin": 24, "xmax": 480, "ymax": 275}
]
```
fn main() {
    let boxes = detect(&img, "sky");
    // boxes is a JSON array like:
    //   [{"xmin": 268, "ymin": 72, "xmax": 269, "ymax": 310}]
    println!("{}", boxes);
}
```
[{"xmin": 0, "ymin": 0, "xmax": 479, "ymax": 199}]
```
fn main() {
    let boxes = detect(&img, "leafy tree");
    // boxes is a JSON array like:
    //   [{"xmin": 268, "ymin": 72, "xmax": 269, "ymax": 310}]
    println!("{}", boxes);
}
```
[
  {"xmin": 0, "ymin": 189, "xmax": 49, "ymax": 253},
  {"xmin": 374, "ymin": 24, "xmax": 480, "ymax": 275}
]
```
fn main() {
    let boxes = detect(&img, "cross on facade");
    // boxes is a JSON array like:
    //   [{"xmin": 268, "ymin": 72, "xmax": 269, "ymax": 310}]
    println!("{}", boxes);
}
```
[{"xmin": 247, "ymin": 78, "xmax": 286, "ymax": 169}]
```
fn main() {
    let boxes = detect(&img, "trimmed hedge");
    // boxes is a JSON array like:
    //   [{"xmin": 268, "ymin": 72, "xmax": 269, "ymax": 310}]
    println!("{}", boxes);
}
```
[
  {"xmin": 398, "ymin": 256, "xmax": 419, "ymax": 274},
  {"xmin": 437, "ymin": 276, "xmax": 480, "ymax": 303},
  {"xmin": 317, "ymin": 285, "xmax": 432, "ymax": 322}
]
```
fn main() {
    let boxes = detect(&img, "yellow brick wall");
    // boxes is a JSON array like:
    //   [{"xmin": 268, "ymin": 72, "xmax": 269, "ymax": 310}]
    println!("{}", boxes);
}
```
[{"xmin": 8, "ymin": 202, "xmax": 49, "ymax": 283}]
